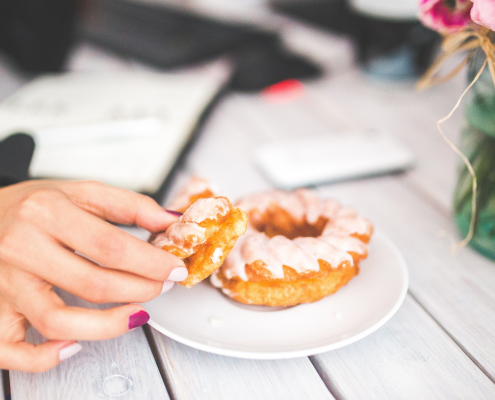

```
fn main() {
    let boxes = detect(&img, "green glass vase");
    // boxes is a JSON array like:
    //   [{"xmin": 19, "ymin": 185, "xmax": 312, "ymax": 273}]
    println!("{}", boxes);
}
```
[{"xmin": 453, "ymin": 49, "xmax": 495, "ymax": 260}]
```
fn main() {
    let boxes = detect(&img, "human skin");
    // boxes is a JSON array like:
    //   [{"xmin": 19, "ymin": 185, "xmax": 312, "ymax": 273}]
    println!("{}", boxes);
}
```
[{"xmin": 0, "ymin": 180, "xmax": 186, "ymax": 372}]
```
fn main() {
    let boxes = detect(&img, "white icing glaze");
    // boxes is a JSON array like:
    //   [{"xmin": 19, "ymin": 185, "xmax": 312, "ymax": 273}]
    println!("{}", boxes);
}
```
[
  {"xmin": 320, "ymin": 235, "xmax": 367, "ymax": 255},
  {"xmin": 211, "ymin": 248, "xmax": 223, "ymax": 263},
  {"xmin": 152, "ymin": 222, "xmax": 206, "ymax": 255},
  {"xmin": 153, "ymin": 196, "xmax": 231, "ymax": 256},
  {"xmin": 321, "ymin": 198, "xmax": 342, "ymax": 219},
  {"xmin": 336, "ymin": 206, "xmax": 358, "ymax": 218},
  {"xmin": 222, "ymin": 233, "xmax": 250, "ymax": 281},
  {"xmin": 241, "ymin": 232, "xmax": 285, "ymax": 279},
  {"xmin": 167, "ymin": 176, "xmax": 215, "ymax": 211},
  {"xmin": 267, "ymin": 235, "xmax": 320, "ymax": 273},
  {"xmin": 210, "ymin": 270, "xmax": 223, "ymax": 287},
  {"xmin": 295, "ymin": 189, "xmax": 323, "ymax": 224},
  {"xmin": 182, "ymin": 197, "xmax": 229, "ymax": 224},
  {"xmin": 323, "ymin": 216, "xmax": 373, "ymax": 237},
  {"xmin": 237, "ymin": 190, "xmax": 306, "ymax": 222},
  {"xmin": 218, "ymin": 189, "xmax": 371, "ymax": 282},
  {"xmin": 293, "ymin": 237, "xmax": 353, "ymax": 268}
]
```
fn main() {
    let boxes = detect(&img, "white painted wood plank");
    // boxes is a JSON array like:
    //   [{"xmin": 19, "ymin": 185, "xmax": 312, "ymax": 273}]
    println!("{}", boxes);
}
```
[
  {"xmin": 160, "ymin": 85, "xmax": 495, "ymax": 397},
  {"xmin": 10, "ymin": 226, "xmax": 169, "ymax": 400},
  {"xmin": 149, "ymin": 327, "xmax": 334, "ymax": 400},
  {"xmin": 312, "ymin": 296, "xmax": 495, "ymax": 400},
  {"xmin": 317, "ymin": 176, "xmax": 495, "ymax": 381},
  {"xmin": 305, "ymin": 69, "xmax": 466, "ymax": 211},
  {"xmin": 10, "ymin": 297, "xmax": 169, "ymax": 400}
]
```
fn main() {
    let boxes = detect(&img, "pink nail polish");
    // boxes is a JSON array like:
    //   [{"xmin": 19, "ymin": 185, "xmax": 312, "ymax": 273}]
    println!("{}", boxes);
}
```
[
  {"xmin": 165, "ymin": 209, "xmax": 183, "ymax": 217},
  {"xmin": 161, "ymin": 280, "xmax": 174, "ymax": 293},
  {"xmin": 167, "ymin": 267, "xmax": 188, "ymax": 282},
  {"xmin": 128, "ymin": 310, "xmax": 150, "ymax": 330},
  {"xmin": 59, "ymin": 343, "xmax": 82, "ymax": 361}
]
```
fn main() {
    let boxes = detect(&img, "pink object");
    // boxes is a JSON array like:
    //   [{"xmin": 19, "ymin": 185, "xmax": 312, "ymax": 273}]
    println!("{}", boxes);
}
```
[
  {"xmin": 59, "ymin": 343, "xmax": 82, "ymax": 361},
  {"xmin": 128, "ymin": 310, "xmax": 150, "ymax": 330},
  {"xmin": 419, "ymin": 0, "xmax": 473, "ymax": 33},
  {"xmin": 165, "ymin": 209, "xmax": 183, "ymax": 217},
  {"xmin": 471, "ymin": 0, "xmax": 495, "ymax": 31},
  {"xmin": 262, "ymin": 79, "xmax": 305, "ymax": 103}
]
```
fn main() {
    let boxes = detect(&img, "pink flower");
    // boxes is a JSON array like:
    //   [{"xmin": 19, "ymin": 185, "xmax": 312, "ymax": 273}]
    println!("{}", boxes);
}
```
[
  {"xmin": 471, "ymin": 0, "xmax": 495, "ymax": 31},
  {"xmin": 419, "ymin": 0, "xmax": 473, "ymax": 33}
]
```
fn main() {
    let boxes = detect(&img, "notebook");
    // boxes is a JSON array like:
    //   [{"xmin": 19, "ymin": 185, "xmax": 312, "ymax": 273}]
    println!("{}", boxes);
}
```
[{"xmin": 0, "ymin": 61, "xmax": 230, "ymax": 193}]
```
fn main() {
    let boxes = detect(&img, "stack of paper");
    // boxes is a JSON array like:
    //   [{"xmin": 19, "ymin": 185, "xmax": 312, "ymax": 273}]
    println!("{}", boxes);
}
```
[{"xmin": 0, "ymin": 61, "xmax": 230, "ymax": 193}]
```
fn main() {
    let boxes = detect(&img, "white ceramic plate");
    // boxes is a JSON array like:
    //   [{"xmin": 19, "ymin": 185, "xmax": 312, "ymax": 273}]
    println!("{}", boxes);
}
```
[{"xmin": 143, "ymin": 230, "xmax": 408, "ymax": 359}]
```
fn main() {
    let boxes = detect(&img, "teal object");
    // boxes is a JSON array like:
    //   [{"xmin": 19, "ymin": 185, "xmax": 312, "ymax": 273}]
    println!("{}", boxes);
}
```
[{"xmin": 454, "ymin": 49, "xmax": 495, "ymax": 261}]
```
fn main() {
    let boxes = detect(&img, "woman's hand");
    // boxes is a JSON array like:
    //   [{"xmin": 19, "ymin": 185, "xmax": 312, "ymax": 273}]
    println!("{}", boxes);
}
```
[{"xmin": 0, "ymin": 180, "xmax": 187, "ymax": 372}]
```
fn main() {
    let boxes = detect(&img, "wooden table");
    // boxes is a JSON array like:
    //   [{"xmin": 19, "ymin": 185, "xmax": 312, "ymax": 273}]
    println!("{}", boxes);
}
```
[{"xmin": 1, "ymin": 13, "xmax": 495, "ymax": 400}]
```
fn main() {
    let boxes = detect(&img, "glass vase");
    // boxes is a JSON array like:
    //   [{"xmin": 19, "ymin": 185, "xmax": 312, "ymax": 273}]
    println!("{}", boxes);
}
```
[{"xmin": 453, "ymin": 48, "xmax": 495, "ymax": 261}]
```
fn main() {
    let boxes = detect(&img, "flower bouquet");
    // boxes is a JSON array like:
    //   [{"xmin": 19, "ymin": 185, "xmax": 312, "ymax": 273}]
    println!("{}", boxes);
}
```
[{"xmin": 418, "ymin": 0, "xmax": 495, "ymax": 260}]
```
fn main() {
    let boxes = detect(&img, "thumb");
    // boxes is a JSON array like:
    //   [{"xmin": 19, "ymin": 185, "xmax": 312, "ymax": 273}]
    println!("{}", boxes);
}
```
[{"xmin": 0, "ymin": 340, "xmax": 82, "ymax": 373}]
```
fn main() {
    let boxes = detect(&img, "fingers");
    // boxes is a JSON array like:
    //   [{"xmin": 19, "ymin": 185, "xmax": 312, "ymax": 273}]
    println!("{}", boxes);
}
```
[
  {"xmin": 18, "ymin": 284, "xmax": 151, "ymax": 341},
  {"xmin": 59, "ymin": 181, "xmax": 179, "ymax": 232},
  {"xmin": 11, "ymin": 237, "xmax": 169, "ymax": 303},
  {"xmin": 16, "ymin": 188, "xmax": 185, "ymax": 282},
  {"xmin": 55, "ymin": 200, "xmax": 185, "ymax": 282},
  {"xmin": 0, "ymin": 340, "xmax": 81, "ymax": 373}
]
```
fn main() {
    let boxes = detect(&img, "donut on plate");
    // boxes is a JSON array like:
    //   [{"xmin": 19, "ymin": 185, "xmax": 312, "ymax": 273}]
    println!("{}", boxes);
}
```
[
  {"xmin": 152, "ymin": 185, "xmax": 248, "ymax": 288},
  {"xmin": 210, "ymin": 189, "xmax": 373, "ymax": 306},
  {"xmin": 166, "ymin": 176, "xmax": 218, "ymax": 214}
]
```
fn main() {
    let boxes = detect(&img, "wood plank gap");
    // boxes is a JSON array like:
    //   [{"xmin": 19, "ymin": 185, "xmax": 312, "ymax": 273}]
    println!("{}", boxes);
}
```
[
  {"xmin": 143, "ymin": 325, "xmax": 177, "ymax": 400},
  {"xmin": 1, "ymin": 370, "xmax": 8, "ymax": 400},
  {"xmin": 308, "ymin": 357, "xmax": 346, "ymax": 400},
  {"xmin": 408, "ymin": 290, "xmax": 495, "ymax": 385}
]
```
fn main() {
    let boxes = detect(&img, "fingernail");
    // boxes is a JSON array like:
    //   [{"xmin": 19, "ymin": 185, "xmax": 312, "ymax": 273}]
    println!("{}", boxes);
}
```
[
  {"xmin": 128, "ymin": 310, "xmax": 150, "ymax": 330},
  {"xmin": 165, "ymin": 209, "xmax": 183, "ymax": 217},
  {"xmin": 161, "ymin": 280, "xmax": 174, "ymax": 294},
  {"xmin": 168, "ymin": 266, "xmax": 188, "ymax": 282},
  {"xmin": 59, "ymin": 342, "xmax": 82, "ymax": 361}
]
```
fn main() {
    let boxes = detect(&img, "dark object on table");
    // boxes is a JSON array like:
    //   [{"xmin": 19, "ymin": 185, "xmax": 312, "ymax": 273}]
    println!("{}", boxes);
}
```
[
  {"xmin": 272, "ymin": 0, "xmax": 440, "ymax": 78},
  {"xmin": 0, "ymin": 133, "xmax": 35, "ymax": 187},
  {"xmin": 230, "ymin": 38, "xmax": 321, "ymax": 91},
  {"xmin": 81, "ymin": 0, "xmax": 321, "ymax": 91},
  {"xmin": 0, "ymin": 0, "xmax": 78, "ymax": 72}
]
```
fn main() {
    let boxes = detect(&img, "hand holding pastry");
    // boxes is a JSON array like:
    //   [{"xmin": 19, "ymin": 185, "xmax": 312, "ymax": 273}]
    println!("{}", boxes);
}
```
[
  {"xmin": 0, "ymin": 180, "xmax": 186, "ymax": 372},
  {"xmin": 151, "ymin": 177, "xmax": 248, "ymax": 288}
]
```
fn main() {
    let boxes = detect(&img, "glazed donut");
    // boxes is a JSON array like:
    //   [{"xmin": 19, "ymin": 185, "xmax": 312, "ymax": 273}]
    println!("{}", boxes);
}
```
[
  {"xmin": 153, "ymin": 196, "xmax": 248, "ymax": 288},
  {"xmin": 166, "ymin": 176, "xmax": 217, "ymax": 213},
  {"xmin": 210, "ymin": 189, "xmax": 373, "ymax": 306}
]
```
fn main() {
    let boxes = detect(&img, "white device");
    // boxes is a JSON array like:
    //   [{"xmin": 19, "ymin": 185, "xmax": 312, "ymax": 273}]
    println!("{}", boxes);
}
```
[{"xmin": 254, "ymin": 131, "xmax": 415, "ymax": 189}]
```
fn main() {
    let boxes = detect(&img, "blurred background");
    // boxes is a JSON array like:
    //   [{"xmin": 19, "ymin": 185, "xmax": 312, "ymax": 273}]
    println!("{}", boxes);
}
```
[{"xmin": 0, "ymin": 0, "xmax": 445, "ymax": 203}]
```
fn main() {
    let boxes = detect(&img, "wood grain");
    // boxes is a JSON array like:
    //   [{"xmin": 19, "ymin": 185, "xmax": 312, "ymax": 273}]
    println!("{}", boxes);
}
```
[
  {"xmin": 317, "ymin": 176, "xmax": 495, "ymax": 381},
  {"xmin": 149, "ymin": 327, "xmax": 334, "ymax": 400},
  {"xmin": 312, "ymin": 296, "xmax": 495, "ymax": 400},
  {"xmin": 9, "ymin": 297, "xmax": 169, "ymax": 400}
]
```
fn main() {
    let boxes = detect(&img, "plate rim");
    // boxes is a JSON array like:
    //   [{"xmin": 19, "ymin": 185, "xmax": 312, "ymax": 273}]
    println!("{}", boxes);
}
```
[{"xmin": 146, "ymin": 230, "xmax": 409, "ymax": 360}]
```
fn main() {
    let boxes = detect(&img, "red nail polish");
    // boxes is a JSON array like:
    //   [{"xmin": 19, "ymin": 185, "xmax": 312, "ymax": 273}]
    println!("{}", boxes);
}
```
[
  {"xmin": 128, "ymin": 310, "xmax": 150, "ymax": 330},
  {"xmin": 165, "ymin": 209, "xmax": 183, "ymax": 217}
]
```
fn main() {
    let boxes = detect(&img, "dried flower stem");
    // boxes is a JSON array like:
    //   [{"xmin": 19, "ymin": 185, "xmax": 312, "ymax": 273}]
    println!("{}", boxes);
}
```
[{"xmin": 437, "ymin": 58, "xmax": 487, "ymax": 251}]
